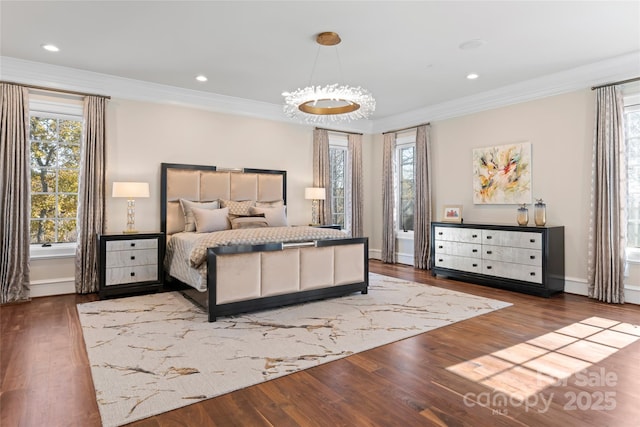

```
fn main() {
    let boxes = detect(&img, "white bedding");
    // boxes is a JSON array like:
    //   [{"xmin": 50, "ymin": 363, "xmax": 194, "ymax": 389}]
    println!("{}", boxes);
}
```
[{"xmin": 165, "ymin": 226, "xmax": 347, "ymax": 291}]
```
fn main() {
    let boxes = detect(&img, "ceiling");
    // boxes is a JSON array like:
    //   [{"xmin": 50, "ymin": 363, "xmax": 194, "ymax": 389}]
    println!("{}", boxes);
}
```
[{"xmin": 1, "ymin": 1, "xmax": 639, "ymax": 124}]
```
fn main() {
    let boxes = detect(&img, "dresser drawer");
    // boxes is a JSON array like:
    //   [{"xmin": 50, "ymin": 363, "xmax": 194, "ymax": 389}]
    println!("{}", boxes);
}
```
[
  {"xmin": 106, "ymin": 238, "xmax": 158, "ymax": 252},
  {"xmin": 482, "ymin": 244, "xmax": 542, "ymax": 266},
  {"xmin": 481, "ymin": 229, "xmax": 542, "ymax": 250},
  {"xmin": 105, "ymin": 248, "xmax": 158, "ymax": 268},
  {"xmin": 482, "ymin": 260, "xmax": 542, "ymax": 284},
  {"xmin": 434, "ymin": 226, "xmax": 482, "ymax": 244},
  {"xmin": 434, "ymin": 241, "xmax": 481, "ymax": 258},
  {"xmin": 105, "ymin": 265, "xmax": 158, "ymax": 286},
  {"xmin": 433, "ymin": 254, "xmax": 482, "ymax": 274}
]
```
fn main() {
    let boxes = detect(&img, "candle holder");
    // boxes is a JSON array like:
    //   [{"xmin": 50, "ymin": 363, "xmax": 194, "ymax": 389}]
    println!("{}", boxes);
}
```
[
  {"xmin": 534, "ymin": 198, "xmax": 547, "ymax": 226},
  {"xmin": 517, "ymin": 203, "xmax": 529, "ymax": 226}
]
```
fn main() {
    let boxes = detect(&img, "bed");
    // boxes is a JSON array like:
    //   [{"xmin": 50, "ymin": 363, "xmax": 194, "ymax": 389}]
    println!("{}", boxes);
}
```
[{"xmin": 161, "ymin": 163, "xmax": 369, "ymax": 321}]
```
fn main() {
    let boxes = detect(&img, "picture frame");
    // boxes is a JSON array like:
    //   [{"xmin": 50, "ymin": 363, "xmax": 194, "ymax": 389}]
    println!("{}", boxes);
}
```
[{"xmin": 442, "ymin": 205, "xmax": 463, "ymax": 223}]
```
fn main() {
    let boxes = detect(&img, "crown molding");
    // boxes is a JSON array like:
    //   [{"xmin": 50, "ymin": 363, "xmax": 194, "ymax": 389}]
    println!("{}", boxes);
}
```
[
  {"xmin": 3, "ymin": 52, "xmax": 638, "ymax": 135},
  {"xmin": 371, "ymin": 51, "xmax": 640, "ymax": 133}
]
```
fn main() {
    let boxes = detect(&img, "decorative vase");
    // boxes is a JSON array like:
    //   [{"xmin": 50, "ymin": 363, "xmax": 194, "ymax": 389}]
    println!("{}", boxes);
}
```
[
  {"xmin": 534, "ymin": 198, "xmax": 547, "ymax": 226},
  {"xmin": 517, "ymin": 203, "xmax": 529, "ymax": 226}
]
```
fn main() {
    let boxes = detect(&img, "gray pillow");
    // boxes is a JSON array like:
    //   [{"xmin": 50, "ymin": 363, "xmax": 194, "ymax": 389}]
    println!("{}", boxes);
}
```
[
  {"xmin": 229, "ymin": 216, "xmax": 269, "ymax": 229},
  {"xmin": 249, "ymin": 205, "xmax": 288, "ymax": 227},
  {"xmin": 192, "ymin": 207, "xmax": 230, "ymax": 233},
  {"xmin": 180, "ymin": 199, "xmax": 220, "ymax": 232}
]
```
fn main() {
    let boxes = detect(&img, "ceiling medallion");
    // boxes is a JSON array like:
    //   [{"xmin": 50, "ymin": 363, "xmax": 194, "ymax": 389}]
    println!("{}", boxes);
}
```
[{"xmin": 282, "ymin": 32, "xmax": 375, "ymax": 123}]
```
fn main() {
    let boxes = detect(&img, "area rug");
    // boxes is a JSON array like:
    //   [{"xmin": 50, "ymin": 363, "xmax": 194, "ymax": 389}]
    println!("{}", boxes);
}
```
[{"xmin": 77, "ymin": 273, "xmax": 511, "ymax": 427}]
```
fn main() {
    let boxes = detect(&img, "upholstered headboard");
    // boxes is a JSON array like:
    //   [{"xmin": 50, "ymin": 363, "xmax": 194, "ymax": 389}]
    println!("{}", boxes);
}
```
[{"xmin": 160, "ymin": 163, "xmax": 287, "ymax": 237}]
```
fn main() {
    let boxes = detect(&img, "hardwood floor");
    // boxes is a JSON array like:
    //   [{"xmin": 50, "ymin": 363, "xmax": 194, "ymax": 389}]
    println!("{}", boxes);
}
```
[{"xmin": 2, "ymin": 261, "xmax": 639, "ymax": 426}]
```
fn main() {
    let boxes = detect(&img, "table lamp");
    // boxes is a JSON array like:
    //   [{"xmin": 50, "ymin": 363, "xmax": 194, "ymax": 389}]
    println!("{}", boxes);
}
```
[{"xmin": 112, "ymin": 182, "xmax": 150, "ymax": 233}]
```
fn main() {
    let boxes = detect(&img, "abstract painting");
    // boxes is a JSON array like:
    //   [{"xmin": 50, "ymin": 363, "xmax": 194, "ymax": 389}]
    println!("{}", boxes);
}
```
[{"xmin": 472, "ymin": 142, "xmax": 531, "ymax": 204}]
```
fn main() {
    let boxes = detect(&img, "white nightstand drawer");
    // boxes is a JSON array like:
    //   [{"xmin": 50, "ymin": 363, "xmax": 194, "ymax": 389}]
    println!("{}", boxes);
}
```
[
  {"xmin": 105, "ymin": 248, "xmax": 158, "ymax": 268},
  {"xmin": 105, "ymin": 265, "xmax": 158, "ymax": 286},
  {"xmin": 106, "ymin": 238, "xmax": 158, "ymax": 252},
  {"xmin": 482, "ymin": 245, "xmax": 542, "ymax": 266}
]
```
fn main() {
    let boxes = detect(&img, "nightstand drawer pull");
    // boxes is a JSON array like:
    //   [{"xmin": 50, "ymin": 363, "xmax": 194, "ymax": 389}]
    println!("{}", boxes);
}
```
[
  {"xmin": 130, "ymin": 242, "xmax": 136, "ymax": 247},
  {"xmin": 486, "ymin": 250, "xmax": 493, "ymax": 254},
  {"xmin": 530, "ymin": 239, "xmax": 536, "ymax": 243},
  {"xmin": 530, "ymin": 255, "xmax": 535, "ymax": 259},
  {"xmin": 131, "ymin": 256, "xmax": 135, "ymax": 260},
  {"xmin": 438, "ymin": 245, "xmax": 443, "ymax": 249},
  {"xmin": 530, "ymin": 272, "xmax": 536, "ymax": 276},
  {"xmin": 472, "ymin": 263, "xmax": 478, "ymax": 267},
  {"xmin": 486, "ymin": 266, "xmax": 492, "ymax": 269},
  {"xmin": 472, "ymin": 249, "xmax": 478, "ymax": 253},
  {"xmin": 472, "ymin": 234, "xmax": 478, "ymax": 238},
  {"xmin": 486, "ymin": 236, "xmax": 492, "ymax": 239},
  {"xmin": 130, "ymin": 272, "xmax": 135, "ymax": 277}
]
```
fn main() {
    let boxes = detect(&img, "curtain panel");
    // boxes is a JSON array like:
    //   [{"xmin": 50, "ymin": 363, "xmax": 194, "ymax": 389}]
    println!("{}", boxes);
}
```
[
  {"xmin": 348, "ymin": 134, "xmax": 364, "ymax": 238},
  {"xmin": 413, "ymin": 125, "xmax": 432, "ymax": 269},
  {"xmin": 312, "ymin": 129, "xmax": 331, "ymax": 225},
  {"xmin": 587, "ymin": 86, "xmax": 626, "ymax": 303},
  {"xmin": 382, "ymin": 132, "xmax": 397, "ymax": 263},
  {"xmin": 0, "ymin": 83, "xmax": 31, "ymax": 304},
  {"xmin": 75, "ymin": 96, "xmax": 106, "ymax": 294}
]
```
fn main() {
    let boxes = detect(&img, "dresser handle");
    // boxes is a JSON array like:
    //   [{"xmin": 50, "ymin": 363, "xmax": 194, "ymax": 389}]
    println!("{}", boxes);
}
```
[
  {"xmin": 530, "ymin": 272, "xmax": 536, "ymax": 276},
  {"xmin": 130, "ymin": 242, "xmax": 136, "ymax": 247},
  {"xmin": 472, "ymin": 263, "xmax": 478, "ymax": 267},
  {"xmin": 472, "ymin": 234, "xmax": 478, "ymax": 238},
  {"xmin": 530, "ymin": 239, "xmax": 535, "ymax": 243},
  {"xmin": 438, "ymin": 245, "xmax": 443, "ymax": 249},
  {"xmin": 486, "ymin": 236, "xmax": 492, "ymax": 239},
  {"xmin": 130, "ymin": 256, "xmax": 135, "ymax": 260},
  {"xmin": 438, "ymin": 232, "xmax": 443, "ymax": 235},
  {"xmin": 438, "ymin": 258, "xmax": 443, "ymax": 262},
  {"xmin": 486, "ymin": 250, "xmax": 493, "ymax": 254},
  {"xmin": 486, "ymin": 266, "xmax": 492, "ymax": 270},
  {"xmin": 530, "ymin": 255, "xmax": 535, "ymax": 259},
  {"xmin": 130, "ymin": 272, "xmax": 135, "ymax": 277},
  {"xmin": 472, "ymin": 249, "xmax": 478, "ymax": 253}
]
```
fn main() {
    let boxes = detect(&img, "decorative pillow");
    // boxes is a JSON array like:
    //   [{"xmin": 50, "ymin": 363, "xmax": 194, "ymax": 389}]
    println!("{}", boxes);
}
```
[
  {"xmin": 180, "ymin": 199, "xmax": 220, "ymax": 232},
  {"xmin": 192, "ymin": 207, "xmax": 230, "ymax": 233},
  {"xmin": 229, "ymin": 216, "xmax": 269, "ymax": 230},
  {"xmin": 220, "ymin": 199, "xmax": 255, "ymax": 216},
  {"xmin": 255, "ymin": 199, "xmax": 284, "ymax": 208},
  {"xmin": 250, "ymin": 205, "xmax": 288, "ymax": 227}
]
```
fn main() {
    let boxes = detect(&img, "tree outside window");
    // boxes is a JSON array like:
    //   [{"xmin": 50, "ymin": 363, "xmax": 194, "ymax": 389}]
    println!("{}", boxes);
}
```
[
  {"xmin": 625, "ymin": 106, "xmax": 640, "ymax": 248},
  {"xmin": 30, "ymin": 115, "xmax": 82, "ymax": 244},
  {"xmin": 398, "ymin": 145, "xmax": 415, "ymax": 232}
]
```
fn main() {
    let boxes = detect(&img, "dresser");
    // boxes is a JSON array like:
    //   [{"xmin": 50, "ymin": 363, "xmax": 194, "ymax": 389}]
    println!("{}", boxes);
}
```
[
  {"xmin": 430, "ymin": 222, "xmax": 564, "ymax": 297},
  {"xmin": 98, "ymin": 232, "xmax": 164, "ymax": 298}
]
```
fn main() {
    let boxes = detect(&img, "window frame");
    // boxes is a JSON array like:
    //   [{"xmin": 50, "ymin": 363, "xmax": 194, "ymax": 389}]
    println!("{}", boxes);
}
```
[
  {"xmin": 328, "ymin": 133, "xmax": 349, "ymax": 231},
  {"xmin": 624, "ymin": 92, "xmax": 640, "ymax": 264},
  {"xmin": 29, "ymin": 97, "xmax": 83, "ymax": 260},
  {"xmin": 395, "ymin": 130, "xmax": 417, "ymax": 238}
]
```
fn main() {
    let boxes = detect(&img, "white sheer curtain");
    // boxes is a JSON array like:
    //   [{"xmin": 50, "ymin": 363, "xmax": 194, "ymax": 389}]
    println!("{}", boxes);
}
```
[
  {"xmin": 75, "ymin": 96, "xmax": 106, "ymax": 294},
  {"xmin": 0, "ymin": 83, "xmax": 31, "ymax": 303},
  {"xmin": 382, "ymin": 132, "xmax": 397, "ymax": 263},
  {"xmin": 587, "ymin": 86, "xmax": 626, "ymax": 303},
  {"xmin": 413, "ymin": 125, "xmax": 432, "ymax": 269}
]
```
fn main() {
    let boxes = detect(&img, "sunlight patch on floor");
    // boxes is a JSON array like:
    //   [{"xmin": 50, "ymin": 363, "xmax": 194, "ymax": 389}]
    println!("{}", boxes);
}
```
[{"xmin": 447, "ymin": 317, "xmax": 640, "ymax": 400}]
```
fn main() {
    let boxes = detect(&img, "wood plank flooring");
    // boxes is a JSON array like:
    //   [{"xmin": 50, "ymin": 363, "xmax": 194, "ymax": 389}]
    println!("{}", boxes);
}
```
[{"xmin": 2, "ymin": 261, "xmax": 639, "ymax": 426}]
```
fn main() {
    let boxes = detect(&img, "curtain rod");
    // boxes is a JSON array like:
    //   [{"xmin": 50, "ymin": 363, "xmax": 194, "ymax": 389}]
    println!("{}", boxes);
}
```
[
  {"xmin": 0, "ymin": 80, "xmax": 111, "ymax": 99},
  {"xmin": 315, "ymin": 127, "xmax": 363, "ymax": 135},
  {"xmin": 382, "ymin": 122, "xmax": 430, "ymax": 135},
  {"xmin": 591, "ymin": 76, "xmax": 640, "ymax": 90}
]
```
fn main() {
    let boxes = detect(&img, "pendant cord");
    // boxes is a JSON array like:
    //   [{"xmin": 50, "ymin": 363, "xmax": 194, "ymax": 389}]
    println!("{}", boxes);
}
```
[{"xmin": 307, "ymin": 45, "xmax": 321, "ymax": 87}]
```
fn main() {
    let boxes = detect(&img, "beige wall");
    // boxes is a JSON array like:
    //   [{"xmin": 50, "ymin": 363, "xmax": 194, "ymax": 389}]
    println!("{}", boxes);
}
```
[{"xmin": 368, "ymin": 90, "xmax": 596, "ymax": 282}]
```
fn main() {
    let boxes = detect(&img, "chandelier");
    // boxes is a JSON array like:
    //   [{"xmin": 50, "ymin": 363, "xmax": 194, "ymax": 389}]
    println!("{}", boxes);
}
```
[{"xmin": 282, "ymin": 32, "xmax": 375, "ymax": 123}]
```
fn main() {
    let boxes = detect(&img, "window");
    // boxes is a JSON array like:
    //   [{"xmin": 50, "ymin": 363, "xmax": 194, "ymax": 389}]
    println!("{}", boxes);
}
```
[
  {"xmin": 329, "ymin": 133, "xmax": 349, "ymax": 229},
  {"xmin": 625, "ymin": 102, "xmax": 640, "ymax": 250},
  {"xmin": 396, "ymin": 130, "xmax": 417, "ymax": 234},
  {"xmin": 29, "ymin": 100, "xmax": 83, "ymax": 245}
]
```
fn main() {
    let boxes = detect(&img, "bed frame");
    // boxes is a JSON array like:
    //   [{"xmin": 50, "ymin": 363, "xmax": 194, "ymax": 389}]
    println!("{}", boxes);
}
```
[{"xmin": 160, "ymin": 163, "xmax": 369, "ymax": 321}]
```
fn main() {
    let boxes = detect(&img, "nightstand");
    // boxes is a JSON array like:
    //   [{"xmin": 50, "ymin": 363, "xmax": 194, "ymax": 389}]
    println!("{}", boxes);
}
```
[{"xmin": 98, "ymin": 232, "xmax": 164, "ymax": 298}]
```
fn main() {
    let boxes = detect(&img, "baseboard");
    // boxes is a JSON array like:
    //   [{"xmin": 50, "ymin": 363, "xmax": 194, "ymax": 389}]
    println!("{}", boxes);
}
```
[
  {"xmin": 368, "ymin": 249, "xmax": 413, "ymax": 266},
  {"xmin": 30, "ymin": 277, "xmax": 75, "ymax": 297}
]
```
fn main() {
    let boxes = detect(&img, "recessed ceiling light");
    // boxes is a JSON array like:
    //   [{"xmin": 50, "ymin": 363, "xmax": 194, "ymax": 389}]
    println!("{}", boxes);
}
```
[
  {"xmin": 41, "ymin": 44, "xmax": 59, "ymax": 52},
  {"xmin": 466, "ymin": 73, "xmax": 479, "ymax": 80},
  {"xmin": 459, "ymin": 39, "xmax": 486, "ymax": 51},
  {"xmin": 195, "ymin": 75, "xmax": 208, "ymax": 82}
]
